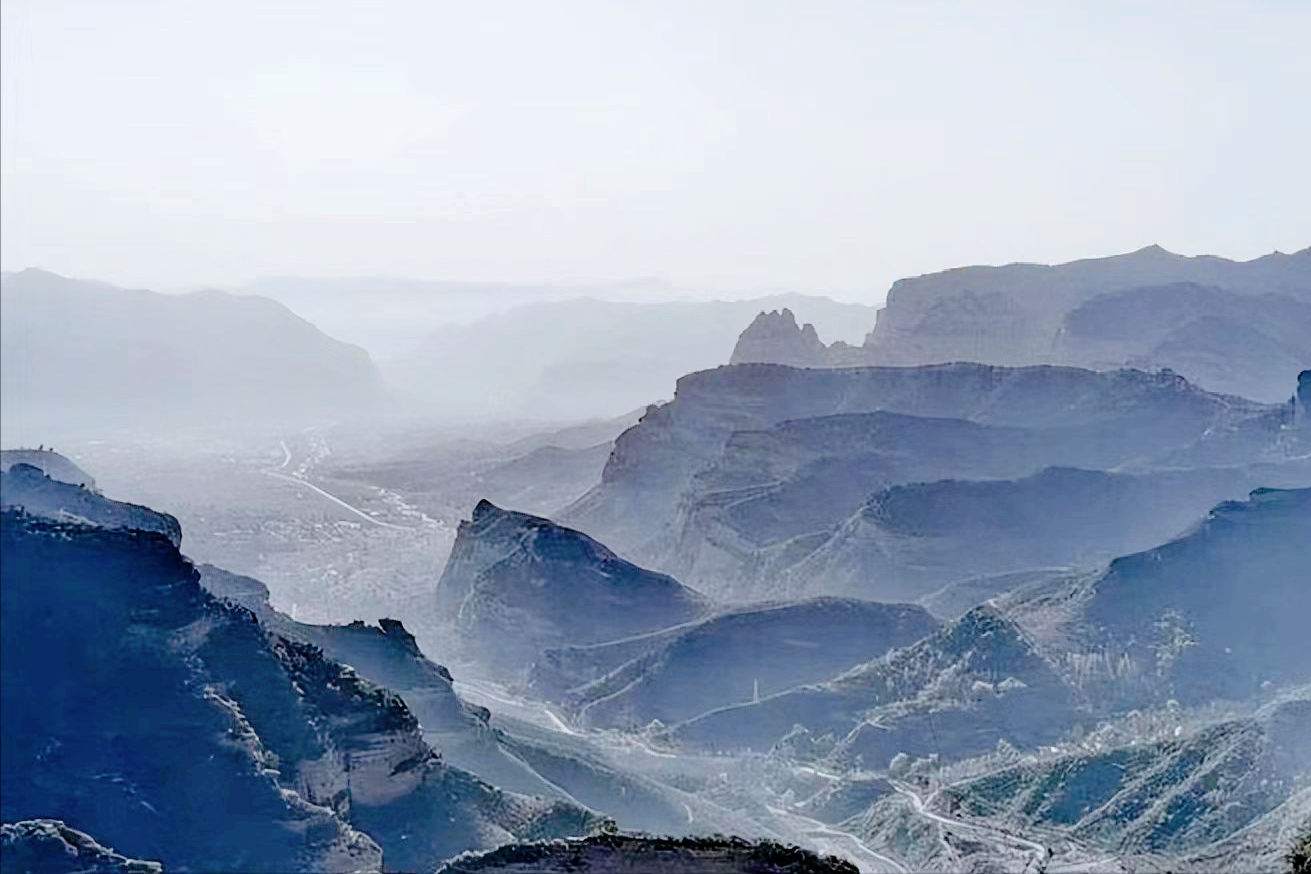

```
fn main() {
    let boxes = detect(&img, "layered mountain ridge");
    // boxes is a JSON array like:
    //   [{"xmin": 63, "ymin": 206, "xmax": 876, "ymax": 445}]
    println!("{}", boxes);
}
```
[
  {"xmin": 562, "ymin": 362, "xmax": 1301, "ymax": 603},
  {"xmin": 730, "ymin": 246, "xmax": 1311, "ymax": 402}
]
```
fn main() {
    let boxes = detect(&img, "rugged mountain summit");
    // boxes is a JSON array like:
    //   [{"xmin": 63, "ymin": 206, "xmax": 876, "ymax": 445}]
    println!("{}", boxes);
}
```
[
  {"xmin": 0, "ymin": 269, "xmax": 379, "ymax": 432},
  {"xmin": 730, "ymin": 309, "xmax": 838, "ymax": 368},
  {"xmin": 730, "ymin": 247, "xmax": 1311, "ymax": 401},
  {"xmin": 531, "ymin": 598, "xmax": 940, "ymax": 731},
  {"xmin": 436, "ymin": 500, "xmax": 710, "ymax": 674},
  {"xmin": 563, "ymin": 362, "xmax": 1290, "ymax": 600},
  {"xmin": 1, "ymin": 509, "xmax": 601, "ymax": 873}
]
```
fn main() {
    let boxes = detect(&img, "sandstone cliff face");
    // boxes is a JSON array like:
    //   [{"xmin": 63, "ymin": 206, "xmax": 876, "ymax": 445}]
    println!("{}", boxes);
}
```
[{"xmin": 0, "ymin": 512, "xmax": 602, "ymax": 873}]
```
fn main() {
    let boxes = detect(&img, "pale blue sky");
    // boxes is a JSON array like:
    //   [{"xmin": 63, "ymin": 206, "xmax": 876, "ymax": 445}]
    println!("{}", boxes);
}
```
[{"xmin": 2, "ymin": 0, "xmax": 1308, "ymax": 298}]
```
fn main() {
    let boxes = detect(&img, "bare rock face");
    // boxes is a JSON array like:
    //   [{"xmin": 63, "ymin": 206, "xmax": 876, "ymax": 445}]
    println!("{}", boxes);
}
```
[
  {"xmin": 437, "ymin": 834, "xmax": 861, "ymax": 873},
  {"xmin": 1, "ymin": 820, "xmax": 163, "ymax": 874},
  {"xmin": 730, "ymin": 309, "xmax": 830, "ymax": 368}
]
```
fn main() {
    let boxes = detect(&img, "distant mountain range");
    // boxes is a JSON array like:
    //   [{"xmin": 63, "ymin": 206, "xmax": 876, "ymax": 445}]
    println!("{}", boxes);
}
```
[
  {"xmin": 0, "ymin": 269, "xmax": 380, "ymax": 436},
  {"xmin": 732, "ymin": 246, "xmax": 1311, "ymax": 402},
  {"xmin": 386, "ymin": 295, "xmax": 879, "ymax": 421}
]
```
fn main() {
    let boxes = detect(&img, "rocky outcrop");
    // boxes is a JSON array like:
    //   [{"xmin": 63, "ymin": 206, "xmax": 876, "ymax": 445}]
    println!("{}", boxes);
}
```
[
  {"xmin": 436, "ymin": 500, "xmax": 710, "ymax": 675},
  {"xmin": 437, "ymin": 834, "xmax": 860, "ymax": 873},
  {"xmin": 1, "ymin": 463, "xmax": 182, "ymax": 547},
  {"xmin": 730, "ymin": 309, "xmax": 831, "ymax": 368},
  {"xmin": 1, "ymin": 512, "xmax": 602, "ymax": 873},
  {"xmin": 1, "ymin": 820, "xmax": 164, "ymax": 874}
]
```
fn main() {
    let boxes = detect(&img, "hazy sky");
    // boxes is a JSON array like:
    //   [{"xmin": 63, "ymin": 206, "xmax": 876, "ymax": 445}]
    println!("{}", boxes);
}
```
[{"xmin": 2, "ymin": 0, "xmax": 1309, "ymax": 299}]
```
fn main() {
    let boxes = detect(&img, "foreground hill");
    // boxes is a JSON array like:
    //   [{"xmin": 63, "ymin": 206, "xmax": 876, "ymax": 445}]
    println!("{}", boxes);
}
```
[
  {"xmin": 732, "ymin": 246, "xmax": 1311, "ymax": 402},
  {"xmin": 435, "ymin": 500, "xmax": 711, "ymax": 675},
  {"xmin": 0, "ymin": 269, "xmax": 379, "ymax": 434},
  {"xmin": 0, "ymin": 508, "xmax": 601, "ymax": 873}
]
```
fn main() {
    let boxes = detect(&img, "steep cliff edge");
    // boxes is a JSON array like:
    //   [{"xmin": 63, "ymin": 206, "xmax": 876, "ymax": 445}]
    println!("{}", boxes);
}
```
[
  {"xmin": 436, "ymin": 500, "xmax": 710, "ymax": 675},
  {"xmin": 0, "ymin": 512, "xmax": 602, "ymax": 873}
]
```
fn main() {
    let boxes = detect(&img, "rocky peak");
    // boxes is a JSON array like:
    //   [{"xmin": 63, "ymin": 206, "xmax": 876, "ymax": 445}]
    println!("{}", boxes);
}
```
[
  {"xmin": 437, "ymin": 500, "xmax": 710, "ymax": 675},
  {"xmin": 730, "ymin": 308, "xmax": 829, "ymax": 367}
]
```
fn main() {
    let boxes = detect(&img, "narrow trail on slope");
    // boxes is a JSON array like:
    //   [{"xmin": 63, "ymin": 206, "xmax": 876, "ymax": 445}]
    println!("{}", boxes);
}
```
[
  {"xmin": 890, "ymin": 780, "xmax": 1055, "ymax": 871},
  {"xmin": 767, "ymin": 805, "xmax": 909, "ymax": 874}
]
